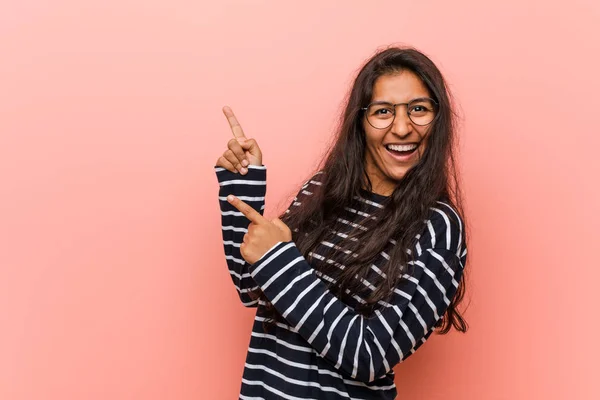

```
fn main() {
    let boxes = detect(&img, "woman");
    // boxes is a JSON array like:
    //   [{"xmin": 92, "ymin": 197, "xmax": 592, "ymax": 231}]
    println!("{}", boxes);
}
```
[{"xmin": 215, "ymin": 46, "xmax": 468, "ymax": 399}]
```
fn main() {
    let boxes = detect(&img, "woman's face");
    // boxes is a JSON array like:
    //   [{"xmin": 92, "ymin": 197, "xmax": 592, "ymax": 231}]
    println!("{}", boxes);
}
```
[{"xmin": 362, "ymin": 71, "xmax": 434, "ymax": 196}]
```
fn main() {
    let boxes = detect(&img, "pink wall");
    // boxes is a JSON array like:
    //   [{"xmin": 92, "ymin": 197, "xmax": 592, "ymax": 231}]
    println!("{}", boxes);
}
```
[{"xmin": 1, "ymin": 1, "xmax": 599, "ymax": 399}]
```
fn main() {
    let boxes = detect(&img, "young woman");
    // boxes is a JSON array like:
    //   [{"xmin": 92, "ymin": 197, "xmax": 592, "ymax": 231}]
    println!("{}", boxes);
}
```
[{"xmin": 215, "ymin": 46, "xmax": 468, "ymax": 400}]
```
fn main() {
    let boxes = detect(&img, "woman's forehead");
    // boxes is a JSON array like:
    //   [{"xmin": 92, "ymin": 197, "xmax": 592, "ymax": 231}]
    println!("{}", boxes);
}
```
[{"xmin": 371, "ymin": 71, "xmax": 430, "ymax": 102}]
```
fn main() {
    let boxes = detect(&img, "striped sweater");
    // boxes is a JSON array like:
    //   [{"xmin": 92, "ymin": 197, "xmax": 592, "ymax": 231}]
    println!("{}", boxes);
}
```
[{"xmin": 216, "ymin": 165, "xmax": 467, "ymax": 400}]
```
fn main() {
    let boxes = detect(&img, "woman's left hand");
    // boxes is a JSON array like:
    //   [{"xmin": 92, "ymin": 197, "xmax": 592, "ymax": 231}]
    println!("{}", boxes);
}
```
[{"xmin": 227, "ymin": 195, "xmax": 292, "ymax": 264}]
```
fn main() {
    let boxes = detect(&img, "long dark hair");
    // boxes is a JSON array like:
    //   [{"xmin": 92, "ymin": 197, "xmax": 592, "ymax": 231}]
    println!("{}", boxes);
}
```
[{"xmin": 258, "ymin": 46, "xmax": 468, "ymax": 334}]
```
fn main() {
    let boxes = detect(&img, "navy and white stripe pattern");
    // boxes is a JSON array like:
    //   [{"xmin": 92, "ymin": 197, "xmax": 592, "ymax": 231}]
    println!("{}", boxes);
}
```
[{"xmin": 216, "ymin": 165, "xmax": 467, "ymax": 400}]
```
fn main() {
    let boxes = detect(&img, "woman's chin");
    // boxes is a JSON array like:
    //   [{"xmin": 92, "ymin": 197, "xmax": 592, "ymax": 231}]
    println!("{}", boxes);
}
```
[{"xmin": 386, "ymin": 168, "xmax": 409, "ymax": 182}]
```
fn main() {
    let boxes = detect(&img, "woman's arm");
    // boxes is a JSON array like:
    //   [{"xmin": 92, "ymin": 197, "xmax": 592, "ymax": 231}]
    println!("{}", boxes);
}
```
[
  {"xmin": 215, "ymin": 106, "xmax": 265, "ymax": 307},
  {"xmin": 216, "ymin": 165, "xmax": 267, "ymax": 307},
  {"xmin": 246, "ymin": 206, "xmax": 466, "ymax": 382}
]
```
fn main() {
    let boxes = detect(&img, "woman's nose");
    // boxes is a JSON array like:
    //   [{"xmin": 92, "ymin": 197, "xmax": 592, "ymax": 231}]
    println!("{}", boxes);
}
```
[{"xmin": 390, "ymin": 108, "xmax": 413, "ymax": 137}]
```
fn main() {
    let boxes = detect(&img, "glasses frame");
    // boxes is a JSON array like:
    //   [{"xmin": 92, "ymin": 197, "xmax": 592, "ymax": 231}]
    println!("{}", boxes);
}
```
[{"xmin": 361, "ymin": 97, "xmax": 439, "ymax": 129}]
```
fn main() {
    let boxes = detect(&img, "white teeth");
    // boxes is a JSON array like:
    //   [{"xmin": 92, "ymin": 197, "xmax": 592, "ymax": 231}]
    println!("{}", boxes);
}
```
[{"xmin": 387, "ymin": 143, "xmax": 418, "ymax": 152}]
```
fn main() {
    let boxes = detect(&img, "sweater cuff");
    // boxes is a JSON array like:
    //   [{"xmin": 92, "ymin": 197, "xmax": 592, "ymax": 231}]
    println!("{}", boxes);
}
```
[
  {"xmin": 215, "ymin": 165, "xmax": 267, "ymax": 197},
  {"xmin": 215, "ymin": 165, "xmax": 266, "ymax": 182}
]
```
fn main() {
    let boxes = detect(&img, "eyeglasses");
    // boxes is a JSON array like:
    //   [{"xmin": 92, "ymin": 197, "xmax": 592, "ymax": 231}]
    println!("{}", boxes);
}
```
[{"xmin": 361, "ymin": 97, "xmax": 438, "ymax": 129}]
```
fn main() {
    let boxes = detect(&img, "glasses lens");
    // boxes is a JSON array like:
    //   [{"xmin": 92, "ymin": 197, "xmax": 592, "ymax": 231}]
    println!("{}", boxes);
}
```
[
  {"xmin": 366, "ymin": 103, "xmax": 395, "ymax": 129},
  {"xmin": 408, "ymin": 98, "xmax": 437, "ymax": 126}
]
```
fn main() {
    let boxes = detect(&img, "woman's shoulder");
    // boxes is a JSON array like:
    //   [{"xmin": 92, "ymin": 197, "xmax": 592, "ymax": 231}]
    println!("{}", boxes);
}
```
[
  {"xmin": 298, "ymin": 170, "xmax": 325, "ymax": 192},
  {"xmin": 419, "ymin": 199, "xmax": 466, "ymax": 253},
  {"xmin": 307, "ymin": 170, "xmax": 325, "ymax": 183},
  {"xmin": 286, "ymin": 170, "xmax": 325, "ymax": 207},
  {"xmin": 429, "ymin": 199, "xmax": 463, "ymax": 225}
]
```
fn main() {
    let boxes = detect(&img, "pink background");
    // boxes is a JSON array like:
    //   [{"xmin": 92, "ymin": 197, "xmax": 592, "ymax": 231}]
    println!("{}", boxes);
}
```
[{"xmin": 1, "ymin": 1, "xmax": 599, "ymax": 399}]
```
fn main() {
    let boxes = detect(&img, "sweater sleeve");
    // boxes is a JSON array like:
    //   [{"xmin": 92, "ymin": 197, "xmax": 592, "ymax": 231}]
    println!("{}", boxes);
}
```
[
  {"xmin": 215, "ymin": 165, "xmax": 267, "ymax": 307},
  {"xmin": 247, "ymin": 207, "xmax": 466, "ymax": 382}
]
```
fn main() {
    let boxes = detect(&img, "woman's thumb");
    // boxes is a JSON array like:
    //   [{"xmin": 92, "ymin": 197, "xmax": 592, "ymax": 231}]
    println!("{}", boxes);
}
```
[{"xmin": 239, "ymin": 138, "xmax": 257, "ymax": 151}]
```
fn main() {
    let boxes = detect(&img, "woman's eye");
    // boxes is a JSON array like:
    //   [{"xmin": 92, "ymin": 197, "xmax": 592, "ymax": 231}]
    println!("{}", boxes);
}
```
[
  {"xmin": 374, "ymin": 108, "xmax": 393, "ymax": 116},
  {"xmin": 410, "ymin": 105, "xmax": 428, "ymax": 113}
]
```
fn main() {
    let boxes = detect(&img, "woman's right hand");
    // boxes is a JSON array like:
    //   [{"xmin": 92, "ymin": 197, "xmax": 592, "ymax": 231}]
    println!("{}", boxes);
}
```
[{"xmin": 216, "ymin": 106, "xmax": 263, "ymax": 175}]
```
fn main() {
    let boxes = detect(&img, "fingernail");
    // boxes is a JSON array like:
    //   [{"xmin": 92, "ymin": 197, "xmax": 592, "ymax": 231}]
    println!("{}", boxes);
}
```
[
  {"xmin": 241, "ymin": 159, "xmax": 249, "ymax": 167},
  {"xmin": 240, "ymin": 168, "xmax": 248, "ymax": 175},
  {"xmin": 227, "ymin": 195, "xmax": 235, "ymax": 202}
]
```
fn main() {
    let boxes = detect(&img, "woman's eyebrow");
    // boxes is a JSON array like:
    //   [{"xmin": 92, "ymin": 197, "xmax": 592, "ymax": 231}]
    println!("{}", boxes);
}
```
[
  {"xmin": 369, "ymin": 100, "xmax": 393, "ymax": 105},
  {"xmin": 370, "ymin": 97, "xmax": 431, "ymax": 105}
]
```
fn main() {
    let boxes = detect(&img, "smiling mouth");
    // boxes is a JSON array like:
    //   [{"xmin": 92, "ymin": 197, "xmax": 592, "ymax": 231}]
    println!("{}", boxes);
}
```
[{"xmin": 385, "ymin": 143, "xmax": 420, "ymax": 157}]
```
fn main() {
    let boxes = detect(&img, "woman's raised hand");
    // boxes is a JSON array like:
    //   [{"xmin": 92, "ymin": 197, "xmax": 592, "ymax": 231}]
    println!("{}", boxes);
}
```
[{"xmin": 216, "ymin": 106, "xmax": 263, "ymax": 175}]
